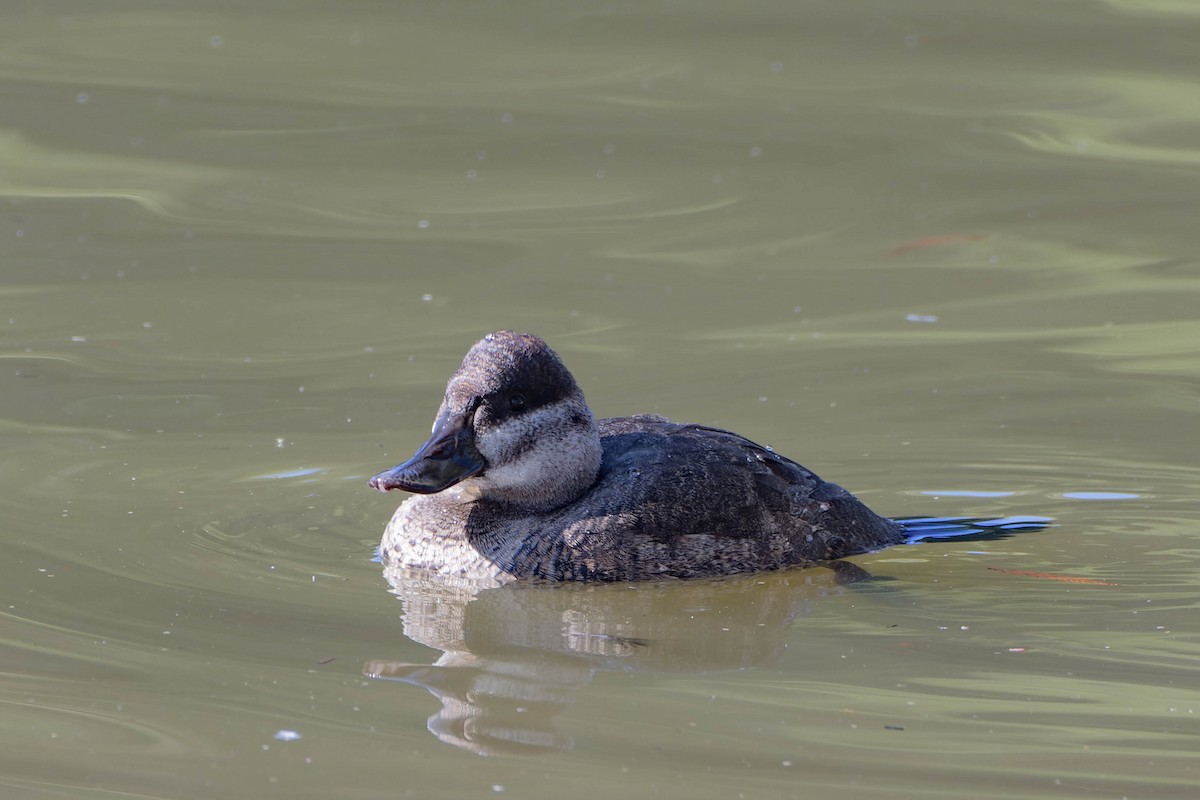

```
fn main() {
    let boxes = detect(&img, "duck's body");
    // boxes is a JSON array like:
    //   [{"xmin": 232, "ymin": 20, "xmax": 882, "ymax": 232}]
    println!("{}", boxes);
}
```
[{"xmin": 370, "ymin": 331, "xmax": 905, "ymax": 583}]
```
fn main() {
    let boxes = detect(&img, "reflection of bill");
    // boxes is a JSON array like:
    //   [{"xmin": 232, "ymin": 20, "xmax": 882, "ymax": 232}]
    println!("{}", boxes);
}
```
[
  {"xmin": 364, "ymin": 650, "xmax": 587, "ymax": 756},
  {"xmin": 363, "ymin": 565, "xmax": 858, "ymax": 756}
]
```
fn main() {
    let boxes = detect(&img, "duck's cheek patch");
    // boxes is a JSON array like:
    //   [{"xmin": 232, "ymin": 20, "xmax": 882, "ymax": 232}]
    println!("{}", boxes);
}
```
[
  {"xmin": 481, "ymin": 456, "xmax": 547, "ymax": 490},
  {"xmin": 476, "ymin": 405, "xmax": 562, "ymax": 463}
]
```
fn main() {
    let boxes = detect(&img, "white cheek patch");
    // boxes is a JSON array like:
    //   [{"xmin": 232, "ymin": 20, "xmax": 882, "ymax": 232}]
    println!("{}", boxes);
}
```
[
  {"xmin": 475, "ymin": 402, "xmax": 583, "ymax": 492},
  {"xmin": 484, "ymin": 457, "xmax": 552, "ymax": 491},
  {"xmin": 476, "ymin": 404, "xmax": 562, "ymax": 461}
]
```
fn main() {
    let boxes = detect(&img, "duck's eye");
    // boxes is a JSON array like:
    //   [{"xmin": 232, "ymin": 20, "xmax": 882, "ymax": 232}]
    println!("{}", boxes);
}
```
[{"xmin": 507, "ymin": 394, "xmax": 526, "ymax": 413}]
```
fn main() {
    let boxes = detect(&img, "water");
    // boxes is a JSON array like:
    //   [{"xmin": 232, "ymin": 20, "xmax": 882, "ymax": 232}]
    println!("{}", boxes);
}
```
[{"xmin": 3, "ymin": 1, "xmax": 1199, "ymax": 798}]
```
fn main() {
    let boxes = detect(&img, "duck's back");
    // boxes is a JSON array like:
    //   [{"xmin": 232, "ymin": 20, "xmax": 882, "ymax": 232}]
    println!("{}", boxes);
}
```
[{"xmin": 459, "ymin": 415, "xmax": 906, "ymax": 581}]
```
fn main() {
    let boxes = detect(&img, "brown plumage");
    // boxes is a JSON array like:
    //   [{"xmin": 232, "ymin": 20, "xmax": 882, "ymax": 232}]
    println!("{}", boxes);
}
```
[{"xmin": 370, "ymin": 331, "xmax": 905, "ymax": 584}]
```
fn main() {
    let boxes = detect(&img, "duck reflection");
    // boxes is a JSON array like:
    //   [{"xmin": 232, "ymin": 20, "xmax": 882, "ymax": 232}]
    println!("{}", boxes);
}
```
[
  {"xmin": 363, "ymin": 561, "xmax": 870, "ymax": 756},
  {"xmin": 363, "ymin": 516, "xmax": 1048, "ymax": 755}
]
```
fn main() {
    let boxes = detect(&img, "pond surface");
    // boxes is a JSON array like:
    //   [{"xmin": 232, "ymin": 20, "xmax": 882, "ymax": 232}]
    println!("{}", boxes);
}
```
[{"xmin": 3, "ymin": 1, "xmax": 1199, "ymax": 798}]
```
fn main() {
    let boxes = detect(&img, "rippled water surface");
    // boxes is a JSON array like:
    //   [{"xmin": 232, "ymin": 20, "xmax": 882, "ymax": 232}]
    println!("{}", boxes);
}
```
[{"xmin": 3, "ymin": 1, "xmax": 1199, "ymax": 798}]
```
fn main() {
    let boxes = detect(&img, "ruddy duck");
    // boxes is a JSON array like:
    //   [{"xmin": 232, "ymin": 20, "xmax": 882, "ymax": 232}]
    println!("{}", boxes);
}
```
[{"xmin": 369, "ymin": 331, "xmax": 906, "ymax": 582}]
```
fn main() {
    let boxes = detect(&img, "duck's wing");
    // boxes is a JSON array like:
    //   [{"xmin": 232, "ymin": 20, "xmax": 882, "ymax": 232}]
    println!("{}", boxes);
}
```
[
  {"xmin": 593, "ymin": 416, "xmax": 904, "ymax": 557},
  {"xmin": 596, "ymin": 418, "xmax": 875, "ymax": 526}
]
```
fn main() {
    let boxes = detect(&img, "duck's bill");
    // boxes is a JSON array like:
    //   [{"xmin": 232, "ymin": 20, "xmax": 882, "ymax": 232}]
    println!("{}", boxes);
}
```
[{"xmin": 368, "ymin": 412, "xmax": 485, "ymax": 494}]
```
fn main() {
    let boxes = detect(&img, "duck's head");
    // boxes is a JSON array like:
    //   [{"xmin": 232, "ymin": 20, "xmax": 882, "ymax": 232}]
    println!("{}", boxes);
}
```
[{"xmin": 369, "ymin": 331, "xmax": 602, "ymax": 511}]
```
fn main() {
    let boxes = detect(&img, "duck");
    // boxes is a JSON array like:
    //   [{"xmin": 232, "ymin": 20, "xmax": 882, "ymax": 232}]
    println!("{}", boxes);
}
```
[{"xmin": 369, "ymin": 330, "xmax": 907, "ymax": 583}]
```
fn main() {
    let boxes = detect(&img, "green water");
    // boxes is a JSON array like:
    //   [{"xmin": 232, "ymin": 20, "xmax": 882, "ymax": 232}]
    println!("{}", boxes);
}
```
[{"xmin": 2, "ymin": 1, "xmax": 1199, "ymax": 798}]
